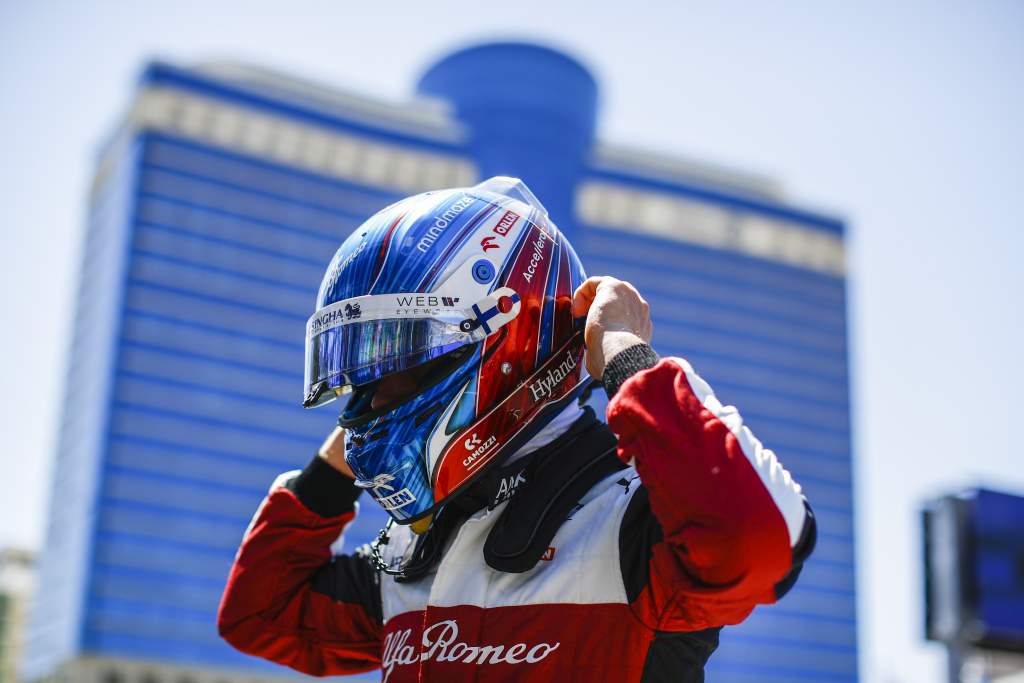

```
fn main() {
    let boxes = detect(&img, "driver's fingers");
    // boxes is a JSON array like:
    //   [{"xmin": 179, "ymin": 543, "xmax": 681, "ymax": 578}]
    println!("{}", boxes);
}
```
[{"xmin": 572, "ymin": 276, "xmax": 609, "ymax": 317}]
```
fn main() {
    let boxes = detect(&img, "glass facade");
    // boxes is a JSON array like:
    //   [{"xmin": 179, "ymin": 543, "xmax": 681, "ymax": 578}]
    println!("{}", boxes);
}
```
[{"xmin": 25, "ymin": 43, "xmax": 854, "ymax": 683}]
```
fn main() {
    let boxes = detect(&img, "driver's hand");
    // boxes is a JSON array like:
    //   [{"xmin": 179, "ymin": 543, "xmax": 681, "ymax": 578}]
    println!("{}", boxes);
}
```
[
  {"xmin": 318, "ymin": 426, "xmax": 355, "ymax": 478},
  {"xmin": 571, "ymin": 276, "xmax": 653, "ymax": 380}
]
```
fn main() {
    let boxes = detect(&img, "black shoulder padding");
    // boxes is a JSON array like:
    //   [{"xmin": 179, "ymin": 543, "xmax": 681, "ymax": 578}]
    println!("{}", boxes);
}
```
[
  {"xmin": 483, "ymin": 420, "xmax": 625, "ymax": 573},
  {"xmin": 310, "ymin": 545, "xmax": 383, "ymax": 625},
  {"xmin": 774, "ymin": 499, "xmax": 817, "ymax": 600},
  {"xmin": 619, "ymin": 484, "xmax": 663, "ymax": 603},
  {"xmin": 640, "ymin": 629, "xmax": 721, "ymax": 682},
  {"xmin": 286, "ymin": 455, "xmax": 362, "ymax": 518},
  {"xmin": 619, "ymin": 486, "xmax": 722, "ymax": 681}
]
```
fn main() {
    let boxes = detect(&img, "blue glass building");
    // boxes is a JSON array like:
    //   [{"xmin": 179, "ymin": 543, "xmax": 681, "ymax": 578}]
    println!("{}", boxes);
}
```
[{"xmin": 25, "ymin": 43, "xmax": 854, "ymax": 683}]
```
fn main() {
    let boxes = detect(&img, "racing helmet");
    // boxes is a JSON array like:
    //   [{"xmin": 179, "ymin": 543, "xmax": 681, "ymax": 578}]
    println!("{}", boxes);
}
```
[{"xmin": 303, "ymin": 177, "xmax": 589, "ymax": 528}]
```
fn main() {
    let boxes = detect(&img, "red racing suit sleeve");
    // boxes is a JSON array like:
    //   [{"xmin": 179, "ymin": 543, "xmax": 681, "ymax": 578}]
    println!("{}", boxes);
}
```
[
  {"xmin": 604, "ymin": 344, "xmax": 815, "ymax": 632},
  {"xmin": 217, "ymin": 455, "xmax": 383, "ymax": 676}
]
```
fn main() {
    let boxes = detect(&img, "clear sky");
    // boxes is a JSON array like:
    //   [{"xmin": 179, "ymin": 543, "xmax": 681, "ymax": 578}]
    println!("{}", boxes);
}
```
[{"xmin": 1, "ymin": 1, "xmax": 1021, "ymax": 681}]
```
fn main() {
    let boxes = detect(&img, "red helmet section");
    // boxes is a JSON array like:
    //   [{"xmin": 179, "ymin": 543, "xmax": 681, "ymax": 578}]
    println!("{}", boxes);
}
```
[{"xmin": 431, "ymin": 217, "xmax": 585, "ymax": 501}]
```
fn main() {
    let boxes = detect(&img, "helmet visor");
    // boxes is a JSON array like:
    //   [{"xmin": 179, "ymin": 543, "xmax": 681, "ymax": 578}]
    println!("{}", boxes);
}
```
[{"xmin": 303, "ymin": 294, "xmax": 478, "ymax": 407}]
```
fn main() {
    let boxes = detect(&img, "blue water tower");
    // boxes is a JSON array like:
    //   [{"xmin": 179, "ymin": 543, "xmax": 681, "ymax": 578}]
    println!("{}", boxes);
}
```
[{"xmin": 417, "ymin": 42, "xmax": 598, "ymax": 241}]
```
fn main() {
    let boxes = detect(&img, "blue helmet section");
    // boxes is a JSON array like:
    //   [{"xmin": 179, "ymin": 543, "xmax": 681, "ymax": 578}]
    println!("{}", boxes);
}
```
[
  {"xmin": 305, "ymin": 189, "xmax": 508, "ymax": 397},
  {"xmin": 344, "ymin": 347, "xmax": 482, "ymax": 523},
  {"xmin": 316, "ymin": 190, "xmax": 499, "ymax": 303}
]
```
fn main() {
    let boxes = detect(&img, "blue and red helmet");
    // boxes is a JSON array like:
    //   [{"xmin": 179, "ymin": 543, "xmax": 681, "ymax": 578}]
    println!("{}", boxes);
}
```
[{"xmin": 303, "ymin": 177, "xmax": 588, "ymax": 526}]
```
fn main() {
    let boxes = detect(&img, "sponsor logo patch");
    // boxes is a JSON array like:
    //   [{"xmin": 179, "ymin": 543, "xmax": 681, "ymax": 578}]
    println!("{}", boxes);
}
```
[
  {"xmin": 462, "ymin": 433, "xmax": 498, "ymax": 469},
  {"xmin": 490, "ymin": 471, "xmax": 527, "ymax": 509},
  {"xmin": 522, "ymin": 230, "xmax": 548, "ymax": 284},
  {"xmin": 527, "ymin": 349, "xmax": 578, "ymax": 402},
  {"xmin": 377, "ymin": 487, "xmax": 416, "ymax": 511},
  {"xmin": 382, "ymin": 619, "xmax": 560, "ymax": 682},
  {"xmin": 416, "ymin": 196, "xmax": 476, "ymax": 253},
  {"xmin": 307, "ymin": 308, "xmax": 346, "ymax": 337},
  {"xmin": 365, "ymin": 472, "xmax": 396, "ymax": 492},
  {"xmin": 396, "ymin": 295, "xmax": 449, "ymax": 307},
  {"xmin": 394, "ymin": 294, "xmax": 462, "ymax": 317},
  {"xmin": 494, "ymin": 210, "xmax": 519, "ymax": 236},
  {"xmin": 325, "ymin": 239, "xmax": 367, "ymax": 284}
]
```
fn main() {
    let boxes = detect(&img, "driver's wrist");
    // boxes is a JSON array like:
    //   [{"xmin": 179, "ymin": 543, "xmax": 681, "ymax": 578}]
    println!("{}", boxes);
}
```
[
  {"xmin": 599, "ymin": 331, "xmax": 647, "ymax": 376},
  {"xmin": 601, "ymin": 341, "xmax": 659, "ymax": 399},
  {"xmin": 288, "ymin": 455, "xmax": 362, "ymax": 518}
]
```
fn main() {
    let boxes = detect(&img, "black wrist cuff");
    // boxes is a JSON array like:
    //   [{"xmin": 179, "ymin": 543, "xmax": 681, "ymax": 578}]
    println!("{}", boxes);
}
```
[
  {"xmin": 602, "ymin": 343, "xmax": 660, "ymax": 399},
  {"xmin": 286, "ymin": 455, "xmax": 362, "ymax": 518}
]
